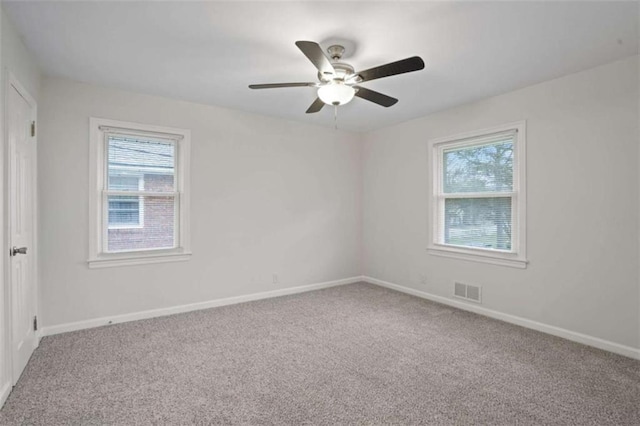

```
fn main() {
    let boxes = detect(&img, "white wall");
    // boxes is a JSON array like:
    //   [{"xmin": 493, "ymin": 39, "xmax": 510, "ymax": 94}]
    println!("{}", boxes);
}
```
[
  {"xmin": 0, "ymin": 5, "xmax": 41, "ymax": 405},
  {"xmin": 363, "ymin": 56, "xmax": 640, "ymax": 349},
  {"xmin": 1, "ymin": 11, "xmax": 40, "ymax": 99},
  {"xmin": 38, "ymin": 77, "xmax": 362, "ymax": 328}
]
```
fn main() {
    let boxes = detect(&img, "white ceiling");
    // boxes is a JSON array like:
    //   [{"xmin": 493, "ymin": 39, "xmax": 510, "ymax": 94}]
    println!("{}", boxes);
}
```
[{"xmin": 4, "ymin": 1, "xmax": 638, "ymax": 132}]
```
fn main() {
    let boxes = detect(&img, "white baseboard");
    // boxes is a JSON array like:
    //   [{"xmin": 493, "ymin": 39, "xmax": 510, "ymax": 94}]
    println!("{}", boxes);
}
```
[
  {"xmin": 37, "ymin": 275, "xmax": 640, "ymax": 360},
  {"xmin": 40, "ymin": 276, "xmax": 363, "ymax": 337},
  {"xmin": 0, "ymin": 381, "xmax": 11, "ymax": 409},
  {"xmin": 363, "ymin": 276, "xmax": 640, "ymax": 361}
]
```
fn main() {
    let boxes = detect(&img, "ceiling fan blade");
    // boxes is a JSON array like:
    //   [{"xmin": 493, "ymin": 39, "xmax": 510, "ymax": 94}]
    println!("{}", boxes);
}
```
[
  {"xmin": 356, "ymin": 56, "xmax": 425, "ymax": 82},
  {"xmin": 295, "ymin": 41, "xmax": 335, "ymax": 77},
  {"xmin": 354, "ymin": 87, "xmax": 398, "ymax": 107},
  {"xmin": 249, "ymin": 82, "xmax": 316, "ymax": 89},
  {"xmin": 306, "ymin": 98, "xmax": 325, "ymax": 114}
]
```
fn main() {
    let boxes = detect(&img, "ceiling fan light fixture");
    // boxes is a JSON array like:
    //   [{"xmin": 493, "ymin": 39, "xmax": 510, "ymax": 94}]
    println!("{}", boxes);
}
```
[{"xmin": 317, "ymin": 82, "xmax": 355, "ymax": 106}]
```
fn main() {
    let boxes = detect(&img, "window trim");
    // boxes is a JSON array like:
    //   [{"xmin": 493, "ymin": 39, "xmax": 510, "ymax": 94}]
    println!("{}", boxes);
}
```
[
  {"xmin": 88, "ymin": 118, "xmax": 191, "ymax": 268},
  {"xmin": 427, "ymin": 121, "xmax": 527, "ymax": 269}
]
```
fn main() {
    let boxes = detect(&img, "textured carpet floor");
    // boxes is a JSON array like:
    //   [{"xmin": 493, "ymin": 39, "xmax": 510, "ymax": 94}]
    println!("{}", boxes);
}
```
[{"xmin": 1, "ymin": 283, "xmax": 639, "ymax": 425}]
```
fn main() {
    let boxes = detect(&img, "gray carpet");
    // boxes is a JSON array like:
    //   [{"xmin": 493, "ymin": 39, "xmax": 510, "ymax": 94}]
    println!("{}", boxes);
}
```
[{"xmin": 1, "ymin": 283, "xmax": 638, "ymax": 425}]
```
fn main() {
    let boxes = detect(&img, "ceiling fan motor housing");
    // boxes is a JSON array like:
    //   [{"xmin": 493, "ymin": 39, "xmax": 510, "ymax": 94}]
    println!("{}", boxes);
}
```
[{"xmin": 319, "ymin": 62, "xmax": 355, "ymax": 82}]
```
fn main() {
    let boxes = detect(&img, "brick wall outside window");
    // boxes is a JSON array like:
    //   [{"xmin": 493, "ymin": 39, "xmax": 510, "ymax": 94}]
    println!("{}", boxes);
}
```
[{"xmin": 108, "ymin": 174, "xmax": 175, "ymax": 251}]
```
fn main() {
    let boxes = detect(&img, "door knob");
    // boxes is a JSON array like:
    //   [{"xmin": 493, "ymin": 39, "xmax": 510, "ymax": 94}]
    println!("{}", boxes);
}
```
[{"xmin": 11, "ymin": 246, "xmax": 27, "ymax": 256}]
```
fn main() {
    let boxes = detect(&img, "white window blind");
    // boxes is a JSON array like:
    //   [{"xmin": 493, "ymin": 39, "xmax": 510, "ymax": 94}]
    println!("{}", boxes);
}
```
[{"xmin": 108, "ymin": 175, "xmax": 142, "ymax": 228}]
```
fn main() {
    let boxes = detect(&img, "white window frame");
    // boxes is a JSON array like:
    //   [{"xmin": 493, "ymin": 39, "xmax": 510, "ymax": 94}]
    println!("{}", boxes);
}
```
[
  {"xmin": 427, "ymin": 121, "xmax": 527, "ymax": 269},
  {"xmin": 88, "ymin": 118, "xmax": 191, "ymax": 268},
  {"xmin": 107, "ymin": 174, "xmax": 145, "ymax": 230}
]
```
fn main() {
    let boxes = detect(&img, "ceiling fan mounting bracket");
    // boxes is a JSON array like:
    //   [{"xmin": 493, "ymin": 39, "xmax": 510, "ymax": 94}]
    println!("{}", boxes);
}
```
[{"xmin": 327, "ymin": 45, "xmax": 345, "ymax": 61}]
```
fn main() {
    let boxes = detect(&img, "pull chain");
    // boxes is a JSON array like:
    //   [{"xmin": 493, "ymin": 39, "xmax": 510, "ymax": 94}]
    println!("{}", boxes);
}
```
[{"xmin": 334, "ymin": 105, "xmax": 338, "ymax": 130}]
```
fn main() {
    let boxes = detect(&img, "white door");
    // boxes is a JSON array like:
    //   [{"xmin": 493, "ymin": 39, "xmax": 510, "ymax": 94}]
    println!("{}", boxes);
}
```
[{"xmin": 7, "ymin": 79, "xmax": 37, "ymax": 384}]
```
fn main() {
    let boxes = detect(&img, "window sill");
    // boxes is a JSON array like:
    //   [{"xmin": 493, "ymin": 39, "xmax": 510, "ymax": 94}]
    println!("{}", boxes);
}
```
[
  {"xmin": 427, "ymin": 245, "xmax": 528, "ymax": 269},
  {"xmin": 88, "ymin": 250, "xmax": 192, "ymax": 269}
]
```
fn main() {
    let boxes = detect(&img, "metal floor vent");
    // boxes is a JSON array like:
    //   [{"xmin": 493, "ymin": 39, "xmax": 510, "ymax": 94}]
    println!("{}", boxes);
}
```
[{"xmin": 454, "ymin": 282, "xmax": 482, "ymax": 303}]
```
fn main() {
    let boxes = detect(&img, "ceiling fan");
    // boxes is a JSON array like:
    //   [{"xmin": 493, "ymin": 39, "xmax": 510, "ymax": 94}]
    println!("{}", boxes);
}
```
[{"xmin": 249, "ymin": 41, "xmax": 425, "ymax": 113}]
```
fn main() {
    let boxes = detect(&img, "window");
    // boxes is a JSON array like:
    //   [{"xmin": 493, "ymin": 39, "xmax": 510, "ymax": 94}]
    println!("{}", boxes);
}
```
[
  {"xmin": 89, "ymin": 118, "xmax": 191, "ymax": 268},
  {"xmin": 428, "ymin": 121, "xmax": 527, "ymax": 268}
]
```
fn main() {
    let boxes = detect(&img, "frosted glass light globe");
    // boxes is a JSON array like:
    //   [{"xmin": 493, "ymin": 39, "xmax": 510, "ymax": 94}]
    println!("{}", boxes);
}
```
[{"xmin": 317, "ymin": 83, "xmax": 355, "ymax": 106}]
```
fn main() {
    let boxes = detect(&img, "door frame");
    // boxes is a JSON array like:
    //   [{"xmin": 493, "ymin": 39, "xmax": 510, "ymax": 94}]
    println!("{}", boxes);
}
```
[{"xmin": 3, "ymin": 71, "xmax": 38, "ymax": 386}]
